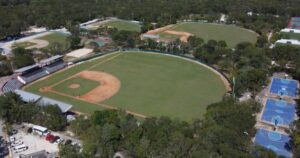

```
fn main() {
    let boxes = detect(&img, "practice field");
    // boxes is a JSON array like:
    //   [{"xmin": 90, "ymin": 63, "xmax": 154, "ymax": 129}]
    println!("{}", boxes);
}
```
[
  {"xmin": 261, "ymin": 99, "xmax": 296, "ymax": 126},
  {"xmin": 171, "ymin": 23, "xmax": 258, "ymax": 48},
  {"xmin": 12, "ymin": 42, "xmax": 36, "ymax": 49},
  {"xmin": 104, "ymin": 20, "xmax": 141, "ymax": 32},
  {"xmin": 37, "ymin": 33, "xmax": 69, "ymax": 49},
  {"xmin": 254, "ymin": 128, "xmax": 292, "ymax": 158},
  {"xmin": 25, "ymin": 52, "xmax": 227, "ymax": 121}
]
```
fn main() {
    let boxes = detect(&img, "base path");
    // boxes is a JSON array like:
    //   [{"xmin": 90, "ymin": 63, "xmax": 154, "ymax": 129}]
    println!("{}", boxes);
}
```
[
  {"xmin": 77, "ymin": 71, "xmax": 121, "ymax": 102},
  {"xmin": 164, "ymin": 30, "xmax": 193, "ymax": 42},
  {"xmin": 142, "ymin": 24, "xmax": 193, "ymax": 43}
]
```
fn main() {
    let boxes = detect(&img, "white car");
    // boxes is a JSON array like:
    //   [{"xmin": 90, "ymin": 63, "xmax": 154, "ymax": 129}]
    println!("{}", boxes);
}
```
[
  {"xmin": 54, "ymin": 138, "xmax": 64, "ymax": 144},
  {"xmin": 9, "ymin": 136, "xmax": 15, "ymax": 142},
  {"xmin": 12, "ymin": 140, "xmax": 23, "ymax": 146},
  {"xmin": 13, "ymin": 144, "xmax": 28, "ymax": 153}
]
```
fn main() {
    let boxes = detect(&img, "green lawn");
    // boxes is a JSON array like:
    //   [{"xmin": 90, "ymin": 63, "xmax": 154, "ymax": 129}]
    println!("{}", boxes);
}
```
[
  {"xmin": 280, "ymin": 32, "xmax": 300, "ymax": 40},
  {"xmin": 38, "ymin": 33, "xmax": 69, "ymax": 49},
  {"xmin": 171, "ymin": 22, "xmax": 258, "ymax": 48},
  {"xmin": 104, "ymin": 20, "xmax": 141, "ymax": 32},
  {"xmin": 159, "ymin": 33, "xmax": 180, "ymax": 40},
  {"xmin": 52, "ymin": 77, "xmax": 99, "ymax": 96},
  {"xmin": 25, "ymin": 52, "xmax": 227, "ymax": 121},
  {"xmin": 12, "ymin": 42, "xmax": 36, "ymax": 49}
]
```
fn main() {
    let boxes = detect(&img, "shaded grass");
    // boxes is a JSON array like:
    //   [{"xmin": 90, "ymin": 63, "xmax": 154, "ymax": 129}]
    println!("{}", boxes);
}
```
[{"xmin": 280, "ymin": 32, "xmax": 300, "ymax": 40}]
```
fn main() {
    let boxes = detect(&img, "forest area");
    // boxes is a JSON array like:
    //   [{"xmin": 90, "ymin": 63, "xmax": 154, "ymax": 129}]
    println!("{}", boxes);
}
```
[{"xmin": 1, "ymin": 0, "xmax": 300, "ymax": 38}]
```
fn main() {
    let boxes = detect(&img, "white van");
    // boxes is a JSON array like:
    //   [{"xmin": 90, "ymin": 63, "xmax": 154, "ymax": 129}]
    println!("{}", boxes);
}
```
[
  {"xmin": 13, "ymin": 144, "xmax": 28, "ymax": 153},
  {"xmin": 32, "ymin": 125, "xmax": 50, "ymax": 136}
]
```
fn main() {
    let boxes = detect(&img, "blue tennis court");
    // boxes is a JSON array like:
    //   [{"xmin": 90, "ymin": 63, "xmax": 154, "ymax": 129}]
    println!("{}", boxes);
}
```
[
  {"xmin": 261, "ymin": 99, "xmax": 296, "ymax": 126},
  {"xmin": 255, "ymin": 129, "xmax": 292, "ymax": 158},
  {"xmin": 270, "ymin": 78, "xmax": 298, "ymax": 97}
]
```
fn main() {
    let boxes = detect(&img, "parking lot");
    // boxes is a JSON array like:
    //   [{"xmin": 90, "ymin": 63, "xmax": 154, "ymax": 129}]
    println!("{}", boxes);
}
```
[
  {"xmin": 11, "ymin": 130, "xmax": 59, "ymax": 158},
  {"xmin": 0, "ymin": 120, "xmax": 9, "ymax": 158}
]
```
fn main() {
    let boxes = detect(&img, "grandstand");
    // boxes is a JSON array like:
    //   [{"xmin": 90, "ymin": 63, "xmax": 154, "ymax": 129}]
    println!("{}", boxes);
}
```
[
  {"xmin": 1, "ymin": 55, "xmax": 65, "ymax": 93},
  {"xmin": 15, "ymin": 65, "xmax": 48, "ymax": 84},
  {"xmin": 2, "ymin": 79, "xmax": 23, "ymax": 93}
]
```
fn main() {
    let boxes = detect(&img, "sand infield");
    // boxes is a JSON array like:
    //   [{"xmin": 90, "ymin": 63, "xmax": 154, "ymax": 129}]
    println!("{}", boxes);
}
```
[
  {"xmin": 142, "ymin": 24, "xmax": 193, "ymax": 42},
  {"xmin": 76, "ymin": 71, "xmax": 121, "ymax": 102}
]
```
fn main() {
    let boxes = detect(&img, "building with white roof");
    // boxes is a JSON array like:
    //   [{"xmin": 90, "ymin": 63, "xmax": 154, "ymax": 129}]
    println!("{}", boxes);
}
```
[{"xmin": 275, "ymin": 39, "xmax": 300, "ymax": 46}]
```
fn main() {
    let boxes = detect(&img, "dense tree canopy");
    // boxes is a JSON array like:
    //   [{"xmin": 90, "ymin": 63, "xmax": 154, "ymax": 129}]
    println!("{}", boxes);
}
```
[
  {"xmin": 0, "ymin": 92, "xmax": 67, "ymax": 131},
  {"xmin": 1, "ymin": 0, "xmax": 300, "ymax": 38},
  {"xmin": 60, "ymin": 98, "xmax": 277, "ymax": 158}
]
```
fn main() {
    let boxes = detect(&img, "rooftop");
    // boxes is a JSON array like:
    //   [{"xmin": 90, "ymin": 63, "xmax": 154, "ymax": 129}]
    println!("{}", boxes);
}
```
[
  {"xmin": 14, "ymin": 90, "xmax": 72, "ymax": 113},
  {"xmin": 39, "ymin": 55, "xmax": 63, "ymax": 64},
  {"xmin": 14, "ymin": 64, "xmax": 39, "ymax": 73}
]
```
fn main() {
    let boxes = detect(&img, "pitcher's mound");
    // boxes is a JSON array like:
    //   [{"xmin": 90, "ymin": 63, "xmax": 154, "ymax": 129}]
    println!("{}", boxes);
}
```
[{"xmin": 69, "ymin": 84, "xmax": 80, "ymax": 89}]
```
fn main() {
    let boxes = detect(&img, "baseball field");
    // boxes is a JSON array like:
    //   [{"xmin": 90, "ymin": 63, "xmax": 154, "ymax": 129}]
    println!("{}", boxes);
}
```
[
  {"xmin": 24, "ymin": 51, "xmax": 228, "ymax": 121},
  {"xmin": 147, "ymin": 22, "xmax": 258, "ymax": 48}
]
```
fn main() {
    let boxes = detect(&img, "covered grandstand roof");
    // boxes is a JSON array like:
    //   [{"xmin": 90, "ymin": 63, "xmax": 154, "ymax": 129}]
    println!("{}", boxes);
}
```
[
  {"xmin": 36, "ymin": 97, "xmax": 72, "ymax": 113},
  {"xmin": 14, "ymin": 90, "xmax": 72, "ymax": 113},
  {"xmin": 15, "ymin": 89, "xmax": 41, "ymax": 102},
  {"xmin": 14, "ymin": 64, "xmax": 39, "ymax": 73},
  {"xmin": 39, "ymin": 55, "xmax": 63, "ymax": 64}
]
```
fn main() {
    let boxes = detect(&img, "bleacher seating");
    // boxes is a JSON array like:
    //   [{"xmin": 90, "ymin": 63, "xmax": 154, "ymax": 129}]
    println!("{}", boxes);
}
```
[
  {"xmin": 1, "ymin": 56, "xmax": 66, "ymax": 93},
  {"xmin": 43, "ymin": 60, "xmax": 65, "ymax": 74},
  {"xmin": 2, "ymin": 79, "xmax": 23, "ymax": 93},
  {"xmin": 19, "ymin": 69, "xmax": 48, "ymax": 84}
]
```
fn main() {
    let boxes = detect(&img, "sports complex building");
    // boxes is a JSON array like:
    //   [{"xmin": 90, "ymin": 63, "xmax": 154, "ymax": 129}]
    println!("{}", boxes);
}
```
[
  {"xmin": 254, "ymin": 77, "xmax": 299, "ymax": 158},
  {"xmin": 2, "ymin": 55, "xmax": 65, "ymax": 93},
  {"xmin": 0, "ymin": 55, "xmax": 71, "ymax": 112}
]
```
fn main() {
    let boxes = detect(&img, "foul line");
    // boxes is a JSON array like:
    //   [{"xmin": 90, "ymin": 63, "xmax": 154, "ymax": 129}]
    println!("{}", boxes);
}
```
[
  {"xmin": 48, "ymin": 88, "xmax": 146, "ymax": 118},
  {"xmin": 48, "ymin": 53, "xmax": 123, "ymax": 89},
  {"xmin": 42, "ymin": 52, "xmax": 147, "ymax": 118}
]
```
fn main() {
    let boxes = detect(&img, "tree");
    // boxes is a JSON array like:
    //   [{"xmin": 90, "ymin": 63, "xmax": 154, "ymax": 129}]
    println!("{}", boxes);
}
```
[
  {"xmin": 11, "ymin": 47, "xmax": 35, "ymax": 69},
  {"xmin": 35, "ymin": 105, "xmax": 67, "ymax": 131}
]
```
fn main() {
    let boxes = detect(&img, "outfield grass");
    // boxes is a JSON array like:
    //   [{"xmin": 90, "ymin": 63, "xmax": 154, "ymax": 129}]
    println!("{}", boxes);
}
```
[
  {"xmin": 12, "ymin": 42, "xmax": 36, "ymax": 49},
  {"xmin": 171, "ymin": 22, "xmax": 258, "ymax": 48},
  {"xmin": 25, "ymin": 52, "xmax": 227, "ymax": 121},
  {"xmin": 52, "ymin": 77, "xmax": 99, "ymax": 96},
  {"xmin": 38, "ymin": 33, "xmax": 69, "ymax": 49},
  {"xmin": 104, "ymin": 20, "xmax": 141, "ymax": 32},
  {"xmin": 159, "ymin": 33, "xmax": 180, "ymax": 40}
]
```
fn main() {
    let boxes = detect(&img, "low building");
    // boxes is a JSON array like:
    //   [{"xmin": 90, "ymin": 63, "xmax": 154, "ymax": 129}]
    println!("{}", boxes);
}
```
[
  {"xmin": 275, "ymin": 39, "xmax": 300, "ymax": 46},
  {"xmin": 140, "ymin": 34, "xmax": 160, "ymax": 41},
  {"xmin": 14, "ymin": 90, "xmax": 72, "ymax": 113},
  {"xmin": 66, "ymin": 48, "xmax": 93, "ymax": 58},
  {"xmin": 281, "ymin": 28, "xmax": 300, "ymax": 34}
]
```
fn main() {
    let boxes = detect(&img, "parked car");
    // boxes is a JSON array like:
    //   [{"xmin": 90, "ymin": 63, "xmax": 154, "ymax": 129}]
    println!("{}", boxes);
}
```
[
  {"xmin": 27, "ymin": 127, "xmax": 33, "ymax": 134},
  {"xmin": 13, "ymin": 144, "xmax": 28, "ymax": 153},
  {"xmin": 50, "ymin": 136, "xmax": 60, "ymax": 143},
  {"xmin": 12, "ymin": 140, "xmax": 23, "ymax": 147},
  {"xmin": 45, "ymin": 134, "xmax": 55, "ymax": 142},
  {"xmin": 9, "ymin": 136, "xmax": 15, "ymax": 142},
  {"xmin": 54, "ymin": 137, "xmax": 64, "ymax": 144}
]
